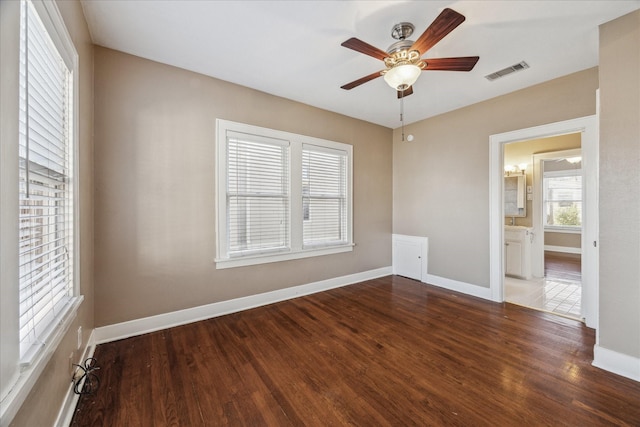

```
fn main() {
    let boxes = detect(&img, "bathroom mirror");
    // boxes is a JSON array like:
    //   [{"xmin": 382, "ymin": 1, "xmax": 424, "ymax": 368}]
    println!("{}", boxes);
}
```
[{"xmin": 505, "ymin": 174, "xmax": 526, "ymax": 217}]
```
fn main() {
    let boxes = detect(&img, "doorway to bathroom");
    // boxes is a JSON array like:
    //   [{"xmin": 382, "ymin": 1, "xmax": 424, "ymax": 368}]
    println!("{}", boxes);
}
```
[
  {"xmin": 488, "ymin": 115, "xmax": 598, "ymax": 329},
  {"xmin": 503, "ymin": 138, "xmax": 583, "ymax": 320}
]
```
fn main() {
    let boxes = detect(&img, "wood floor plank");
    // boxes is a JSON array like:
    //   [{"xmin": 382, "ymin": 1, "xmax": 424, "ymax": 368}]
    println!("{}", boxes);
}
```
[
  {"xmin": 545, "ymin": 252, "xmax": 581, "ymax": 281},
  {"xmin": 71, "ymin": 276, "xmax": 640, "ymax": 426}
]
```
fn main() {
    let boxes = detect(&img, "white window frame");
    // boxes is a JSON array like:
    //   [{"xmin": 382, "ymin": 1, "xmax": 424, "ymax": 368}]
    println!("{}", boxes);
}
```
[
  {"xmin": 224, "ymin": 131, "xmax": 291, "ymax": 258},
  {"xmin": 302, "ymin": 144, "xmax": 349, "ymax": 249},
  {"xmin": 215, "ymin": 119, "xmax": 353, "ymax": 269},
  {"xmin": 543, "ymin": 168, "xmax": 583, "ymax": 233},
  {"xmin": 0, "ymin": 1, "xmax": 82, "ymax": 424}
]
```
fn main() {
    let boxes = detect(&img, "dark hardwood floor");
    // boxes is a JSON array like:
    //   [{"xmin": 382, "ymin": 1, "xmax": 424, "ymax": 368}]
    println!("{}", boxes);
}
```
[
  {"xmin": 545, "ymin": 252, "xmax": 581, "ymax": 282},
  {"xmin": 71, "ymin": 276, "xmax": 640, "ymax": 426}
]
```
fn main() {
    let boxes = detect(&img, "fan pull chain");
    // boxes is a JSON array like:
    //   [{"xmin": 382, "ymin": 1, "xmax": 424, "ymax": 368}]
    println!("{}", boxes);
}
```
[{"xmin": 400, "ymin": 89, "xmax": 405, "ymax": 142}]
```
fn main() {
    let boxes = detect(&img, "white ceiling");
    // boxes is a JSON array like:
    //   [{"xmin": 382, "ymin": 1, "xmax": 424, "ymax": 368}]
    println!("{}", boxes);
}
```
[{"xmin": 80, "ymin": 0, "xmax": 640, "ymax": 129}]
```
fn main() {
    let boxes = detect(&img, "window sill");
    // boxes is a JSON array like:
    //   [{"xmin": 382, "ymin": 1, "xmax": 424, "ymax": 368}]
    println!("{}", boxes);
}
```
[
  {"xmin": 544, "ymin": 227, "xmax": 581, "ymax": 234},
  {"xmin": 215, "ymin": 244, "xmax": 354, "ymax": 269},
  {"xmin": 1, "ymin": 295, "xmax": 84, "ymax": 425}
]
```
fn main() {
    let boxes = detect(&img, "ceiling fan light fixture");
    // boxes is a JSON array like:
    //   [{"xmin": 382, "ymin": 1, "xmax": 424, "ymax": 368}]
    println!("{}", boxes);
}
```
[
  {"xmin": 340, "ymin": 8, "xmax": 478, "ymax": 96},
  {"xmin": 383, "ymin": 64, "xmax": 421, "ymax": 90},
  {"xmin": 566, "ymin": 156, "xmax": 582, "ymax": 164}
]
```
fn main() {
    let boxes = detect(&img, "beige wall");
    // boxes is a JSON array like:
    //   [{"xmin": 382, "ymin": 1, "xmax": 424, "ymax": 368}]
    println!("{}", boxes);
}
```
[
  {"xmin": 544, "ymin": 232, "xmax": 581, "ymax": 249},
  {"xmin": 9, "ymin": 1, "xmax": 95, "ymax": 426},
  {"xmin": 393, "ymin": 68, "xmax": 598, "ymax": 286},
  {"xmin": 93, "ymin": 47, "xmax": 392, "ymax": 326},
  {"xmin": 599, "ymin": 10, "xmax": 640, "ymax": 359}
]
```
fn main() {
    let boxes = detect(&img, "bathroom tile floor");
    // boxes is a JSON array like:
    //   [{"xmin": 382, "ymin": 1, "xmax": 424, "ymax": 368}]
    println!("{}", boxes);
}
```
[
  {"xmin": 505, "ymin": 253, "xmax": 582, "ymax": 320},
  {"xmin": 505, "ymin": 276, "xmax": 582, "ymax": 320}
]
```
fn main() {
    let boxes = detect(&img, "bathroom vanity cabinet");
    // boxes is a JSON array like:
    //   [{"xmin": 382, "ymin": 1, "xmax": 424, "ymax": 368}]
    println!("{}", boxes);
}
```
[{"xmin": 505, "ymin": 226, "xmax": 533, "ymax": 279}]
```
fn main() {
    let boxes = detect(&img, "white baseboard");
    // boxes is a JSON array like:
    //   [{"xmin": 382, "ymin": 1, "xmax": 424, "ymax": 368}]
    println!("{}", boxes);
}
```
[
  {"xmin": 544, "ymin": 245, "xmax": 582, "ymax": 255},
  {"xmin": 94, "ymin": 267, "xmax": 392, "ymax": 344},
  {"xmin": 54, "ymin": 330, "xmax": 96, "ymax": 427},
  {"xmin": 592, "ymin": 345, "xmax": 640, "ymax": 382},
  {"xmin": 423, "ymin": 273, "xmax": 492, "ymax": 301}
]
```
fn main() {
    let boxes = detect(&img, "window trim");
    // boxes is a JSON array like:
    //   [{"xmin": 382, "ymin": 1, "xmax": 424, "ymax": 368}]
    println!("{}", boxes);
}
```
[
  {"xmin": 215, "ymin": 119, "xmax": 353, "ymax": 269},
  {"xmin": 544, "ymin": 227, "xmax": 582, "ymax": 234}
]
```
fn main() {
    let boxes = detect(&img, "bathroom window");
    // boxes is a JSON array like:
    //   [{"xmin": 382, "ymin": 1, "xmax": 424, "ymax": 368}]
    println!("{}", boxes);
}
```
[{"xmin": 543, "ymin": 170, "xmax": 582, "ymax": 230}]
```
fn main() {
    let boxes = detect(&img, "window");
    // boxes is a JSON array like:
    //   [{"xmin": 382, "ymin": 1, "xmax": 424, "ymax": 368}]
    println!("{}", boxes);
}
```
[
  {"xmin": 216, "ymin": 120, "xmax": 353, "ymax": 268},
  {"xmin": 18, "ymin": 0, "xmax": 78, "ymax": 363},
  {"xmin": 1, "ymin": 0, "xmax": 80, "ymax": 421},
  {"xmin": 543, "ymin": 170, "xmax": 582, "ymax": 230},
  {"xmin": 226, "ymin": 132, "xmax": 290, "ymax": 256},
  {"xmin": 302, "ymin": 145, "xmax": 348, "ymax": 247}
]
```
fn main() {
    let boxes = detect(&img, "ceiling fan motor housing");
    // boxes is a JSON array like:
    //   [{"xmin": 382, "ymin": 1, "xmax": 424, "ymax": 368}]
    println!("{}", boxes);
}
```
[
  {"xmin": 386, "ymin": 24, "xmax": 423, "ymax": 71},
  {"xmin": 391, "ymin": 22, "xmax": 415, "ymax": 40},
  {"xmin": 386, "ymin": 39, "xmax": 414, "ymax": 55},
  {"xmin": 383, "ymin": 46, "xmax": 425, "ymax": 70}
]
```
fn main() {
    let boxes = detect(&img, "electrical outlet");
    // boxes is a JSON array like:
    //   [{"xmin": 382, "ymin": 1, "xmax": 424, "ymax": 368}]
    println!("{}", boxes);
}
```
[{"xmin": 77, "ymin": 326, "xmax": 82, "ymax": 350}]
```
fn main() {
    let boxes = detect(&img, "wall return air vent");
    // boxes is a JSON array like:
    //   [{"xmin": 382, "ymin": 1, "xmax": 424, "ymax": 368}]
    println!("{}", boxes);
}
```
[{"xmin": 485, "ymin": 61, "xmax": 529, "ymax": 81}]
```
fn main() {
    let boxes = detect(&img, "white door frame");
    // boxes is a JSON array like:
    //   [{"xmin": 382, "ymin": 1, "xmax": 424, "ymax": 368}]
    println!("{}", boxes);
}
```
[{"xmin": 489, "ymin": 115, "xmax": 599, "ymax": 328}]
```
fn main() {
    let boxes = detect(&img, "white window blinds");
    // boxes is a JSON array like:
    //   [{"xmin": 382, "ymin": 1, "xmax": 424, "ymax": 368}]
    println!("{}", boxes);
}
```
[
  {"xmin": 18, "ymin": 0, "xmax": 74, "ymax": 361},
  {"xmin": 302, "ymin": 145, "xmax": 348, "ymax": 247},
  {"xmin": 226, "ymin": 132, "xmax": 290, "ymax": 256},
  {"xmin": 216, "ymin": 119, "xmax": 352, "ymax": 268}
]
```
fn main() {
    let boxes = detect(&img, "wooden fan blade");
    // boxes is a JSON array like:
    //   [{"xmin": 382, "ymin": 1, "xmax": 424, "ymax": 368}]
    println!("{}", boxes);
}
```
[
  {"xmin": 341, "ymin": 37, "xmax": 389, "ymax": 61},
  {"xmin": 397, "ymin": 86, "xmax": 414, "ymax": 98},
  {"xmin": 423, "ymin": 56, "xmax": 479, "ymax": 71},
  {"xmin": 341, "ymin": 70, "xmax": 383, "ymax": 90},
  {"xmin": 411, "ymin": 8, "xmax": 466, "ymax": 55}
]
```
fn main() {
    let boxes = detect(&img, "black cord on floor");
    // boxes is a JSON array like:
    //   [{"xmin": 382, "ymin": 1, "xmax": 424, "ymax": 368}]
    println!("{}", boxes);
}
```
[{"xmin": 73, "ymin": 357, "xmax": 100, "ymax": 395}]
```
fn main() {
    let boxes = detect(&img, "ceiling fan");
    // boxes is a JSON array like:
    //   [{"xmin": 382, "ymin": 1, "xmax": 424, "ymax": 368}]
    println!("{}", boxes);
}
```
[{"xmin": 340, "ymin": 8, "xmax": 479, "ymax": 98}]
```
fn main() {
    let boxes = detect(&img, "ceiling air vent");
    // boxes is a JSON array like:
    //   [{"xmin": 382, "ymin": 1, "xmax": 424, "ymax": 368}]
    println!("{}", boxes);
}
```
[{"xmin": 485, "ymin": 61, "xmax": 529, "ymax": 81}]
